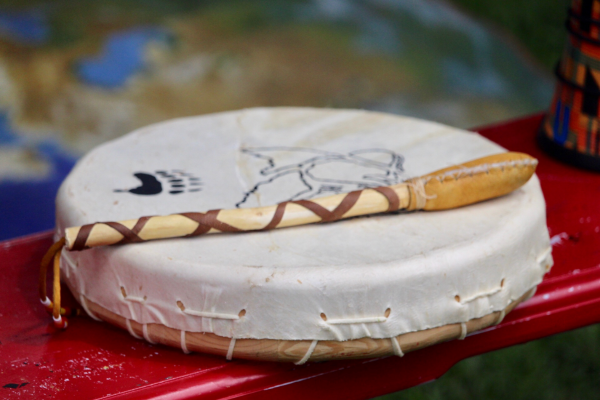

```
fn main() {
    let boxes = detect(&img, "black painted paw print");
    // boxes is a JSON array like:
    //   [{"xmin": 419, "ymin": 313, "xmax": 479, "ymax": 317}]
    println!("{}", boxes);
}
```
[{"xmin": 114, "ymin": 170, "xmax": 202, "ymax": 195}]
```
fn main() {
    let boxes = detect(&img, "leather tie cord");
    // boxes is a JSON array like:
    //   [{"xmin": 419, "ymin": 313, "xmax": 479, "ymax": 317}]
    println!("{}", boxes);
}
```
[{"xmin": 39, "ymin": 237, "xmax": 79, "ymax": 329}]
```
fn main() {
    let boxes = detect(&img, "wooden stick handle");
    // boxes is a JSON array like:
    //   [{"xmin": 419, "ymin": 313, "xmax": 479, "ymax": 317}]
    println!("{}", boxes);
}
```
[{"xmin": 64, "ymin": 152, "xmax": 538, "ymax": 251}]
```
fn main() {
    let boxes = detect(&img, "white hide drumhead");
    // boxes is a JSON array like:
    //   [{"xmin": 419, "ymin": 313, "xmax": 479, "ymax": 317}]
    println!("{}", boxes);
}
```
[{"xmin": 57, "ymin": 107, "xmax": 552, "ymax": 342}]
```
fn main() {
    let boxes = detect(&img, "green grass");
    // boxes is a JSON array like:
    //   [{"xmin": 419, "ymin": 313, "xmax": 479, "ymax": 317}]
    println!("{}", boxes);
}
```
[
  {"xmin": 375, "ymin": 324, "xmax": 600, "ymax": 400},
  {"xmin": 448, "ymin": 0, "xmax": 571, "ymax": 71}
]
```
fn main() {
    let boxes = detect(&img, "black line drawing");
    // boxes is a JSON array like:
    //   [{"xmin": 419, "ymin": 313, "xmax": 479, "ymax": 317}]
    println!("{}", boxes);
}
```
[
  {"xmin": 115, "ymin": 169, "xmax": 202, "ymax": 195},
  {"xmin": 237, "ymin": 147, "xmax": 405, "ymax": 207}
]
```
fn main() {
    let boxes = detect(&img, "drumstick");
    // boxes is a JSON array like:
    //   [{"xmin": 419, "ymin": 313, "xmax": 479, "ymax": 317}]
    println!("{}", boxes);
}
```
[{"xmin": 64, "ymin": 152, "xmax": 538, "ymax": 251}]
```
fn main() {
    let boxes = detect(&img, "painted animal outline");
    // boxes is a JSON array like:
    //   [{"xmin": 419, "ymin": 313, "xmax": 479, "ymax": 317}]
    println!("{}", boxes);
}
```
[{"xmin": 237, "ymin": 147, "xmax": 405, "ymax": 207}]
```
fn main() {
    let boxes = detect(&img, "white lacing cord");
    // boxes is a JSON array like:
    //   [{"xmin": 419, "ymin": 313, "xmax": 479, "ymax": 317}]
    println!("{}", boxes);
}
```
[
  {"xmin": 226, "ymin": 338, "xmax": 237, "ymax": 360},
  {"xmin": 180, "ymin": 330, "xmax": 191, "ymax": 354},
  {"xmin": 295, "ymin": 340, "xmax": 318, "ymax": 365},
  {"xmin": 494, "ymin": 310, "xmax": 506, "ymax": 326},
  {"xmin": 390, "ymin": 337, "xmax": 404, "ymax": 357},
  {"xmin": 80, "ymin": 295, "xmax": 102, "ymax": 321},
  {"xmin": 459, "ymin": 323, "xmax": 467, "ymax": 340},
  {"xmin": 407, "ymin": 179, "xmax": 436, "ymax": 209},
  {"xmin": 142, "ymin": 323, "xmax": 157, "ymax": 344},
  {"xmin": 126, "ymin": 318, "xmax": 143, "ymax": 339}
]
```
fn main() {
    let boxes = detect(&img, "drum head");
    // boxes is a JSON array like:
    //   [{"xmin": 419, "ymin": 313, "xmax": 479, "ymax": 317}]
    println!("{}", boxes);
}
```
[{"xmin": 57, "ymin": 108, "xmax": 552, "ymax": 361}]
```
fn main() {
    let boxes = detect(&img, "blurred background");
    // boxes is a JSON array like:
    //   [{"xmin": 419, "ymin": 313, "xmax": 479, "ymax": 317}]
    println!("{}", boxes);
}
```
[{"xmin": 1, "ymin": 0, "xmax": 597, "ymax": 399}]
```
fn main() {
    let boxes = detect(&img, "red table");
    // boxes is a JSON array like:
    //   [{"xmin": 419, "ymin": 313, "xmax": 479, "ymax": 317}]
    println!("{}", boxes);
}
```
[{"xmin": 2, "ymin": 114, "xmax": 600, "ymax": 400}]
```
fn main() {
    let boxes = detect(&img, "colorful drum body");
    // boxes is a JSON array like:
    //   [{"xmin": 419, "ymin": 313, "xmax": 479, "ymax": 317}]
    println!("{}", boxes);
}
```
[{"xmin": 539, "ymin": 0, "xmax": 600, "ymax": 170}]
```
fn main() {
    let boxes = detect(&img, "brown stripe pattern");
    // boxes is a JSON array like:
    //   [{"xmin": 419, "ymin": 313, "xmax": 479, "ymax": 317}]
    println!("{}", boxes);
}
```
[
  {"xmin": 70, "ymin": 186, "xmax": 403, "ymax": 251},
  {"xmin": 180, "ymin": 210, "xmax": 242, "ymax": 236},
  {"xmin": 72, "ymin": 216, "xmax": 153, "ymax": 250}
]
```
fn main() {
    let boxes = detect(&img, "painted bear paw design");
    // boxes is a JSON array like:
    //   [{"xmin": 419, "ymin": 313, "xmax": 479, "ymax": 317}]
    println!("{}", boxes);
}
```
[{"xmin": 114, "ymin": 170, "xmax": 202, "ymax": 195}]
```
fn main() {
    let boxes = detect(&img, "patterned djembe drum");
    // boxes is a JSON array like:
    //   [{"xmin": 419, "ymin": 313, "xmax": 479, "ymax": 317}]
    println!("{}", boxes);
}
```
[{"xmin": 539, "ymin": 0, "xmax": 600, "ymax": 170}]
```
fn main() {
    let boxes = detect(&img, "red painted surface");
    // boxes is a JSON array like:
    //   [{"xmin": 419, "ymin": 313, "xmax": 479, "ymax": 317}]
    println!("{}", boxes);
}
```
[{"xmin": 2, "ymin": 114, "xmax": 600, "ymax": 399}]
